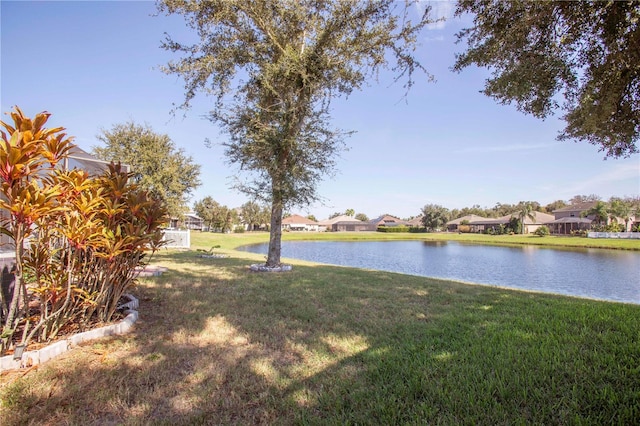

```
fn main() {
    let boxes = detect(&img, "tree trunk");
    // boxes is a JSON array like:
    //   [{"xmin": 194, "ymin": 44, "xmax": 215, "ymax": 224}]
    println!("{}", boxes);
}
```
[{"xmin": 266, "ymin": 197, "xmax": 283, "ymax": 267}]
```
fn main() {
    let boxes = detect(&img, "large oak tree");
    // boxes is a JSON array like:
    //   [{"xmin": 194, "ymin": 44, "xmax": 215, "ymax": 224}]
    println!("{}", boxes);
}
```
[
  {"xmin": 455, "ymin": 0, "xmax": 640, "ymax": 158},
  {"xmin": 159, "ymin": 0, "xmax": 434, "ymax": 267}
]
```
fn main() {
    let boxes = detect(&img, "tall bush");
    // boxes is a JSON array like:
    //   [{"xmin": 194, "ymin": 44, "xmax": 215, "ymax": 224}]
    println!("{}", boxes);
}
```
[
  {"xmin": 0, "ymin": 107, "xmax": 72, "ymax": 353},
  {"xmin": 1, "ymin": 108, "xmax": 167, "ymax": 355}
]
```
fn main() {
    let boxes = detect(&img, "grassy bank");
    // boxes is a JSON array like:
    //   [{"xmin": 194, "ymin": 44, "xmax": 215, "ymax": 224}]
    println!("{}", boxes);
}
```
[
  {"xmin": 191, "ymin": 230, "xmax": 640, "ymax": 252},
  {"xmin": 1, "ymin": 247, "xmax": 638, "ymax": 424}
]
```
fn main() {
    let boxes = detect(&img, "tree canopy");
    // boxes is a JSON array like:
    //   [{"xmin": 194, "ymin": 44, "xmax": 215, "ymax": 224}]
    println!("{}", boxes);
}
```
[
  {"xmin": 94, "ymin": 121, "xmax": 201, "ymax": 218},
  {"xmin": 193, "ymin": 196, "xmax": 236, "ymax": 232},
  {"xmin": 421, "ymin": 204, "xmax": 450, "ymax": 231},
  {"xmin": 240, "ymin": 200, "xmax": 270, "ymax": 231},
  {"xmin": 159, "ymin": 0, "xmax": 434, "ymax": 266},
  {"xmin": 455, "ymin": 0, "xmax": 640, "ymax": 158}
]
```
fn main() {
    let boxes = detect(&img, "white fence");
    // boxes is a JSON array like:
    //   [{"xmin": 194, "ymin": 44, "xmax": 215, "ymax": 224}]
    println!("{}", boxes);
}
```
[
  {"xmin": 162, "ymin": 229, "xmax": 191, "ymax": 248},
  {"xmin": 587, "ymin": 232, "xmax": 640, "ymax": 239}
]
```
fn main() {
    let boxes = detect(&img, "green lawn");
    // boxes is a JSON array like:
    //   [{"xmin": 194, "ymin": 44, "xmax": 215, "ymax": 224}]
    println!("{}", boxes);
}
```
[
  {"xmin": 1, "ymin": 233, "xmax": 638, "ymax": 424},
  {"xmin": 191, "ymin": 229, "xmax": 640, "ymax": 252}
]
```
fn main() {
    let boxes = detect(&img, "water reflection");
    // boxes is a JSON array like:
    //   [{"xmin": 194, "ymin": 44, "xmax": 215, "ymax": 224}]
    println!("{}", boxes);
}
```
[
  {"xmin": 422, "ymin": 241, "xmax": 448, "ymax": 247},
  {"xmin": 238, "ymin": 241, "xmax": 640, "ymax": 304}
]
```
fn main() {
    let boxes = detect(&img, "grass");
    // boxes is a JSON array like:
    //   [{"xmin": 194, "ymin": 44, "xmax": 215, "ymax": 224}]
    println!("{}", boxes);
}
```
[
  {"xmin": 1, "ymin": 234, "xmax": 639, "ymax": 424},
  {"xmin": 191, "ymin": 230, "xmax": 640, "ymax": 252}
]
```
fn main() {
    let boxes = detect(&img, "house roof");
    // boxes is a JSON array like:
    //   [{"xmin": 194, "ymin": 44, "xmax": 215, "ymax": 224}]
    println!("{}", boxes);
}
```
[
  {"xmin": 318, "ymin": 214, "xmax": 362, "ymax": 225},
  {"xmin": 369, "ymin": 214, "xmax": 408, "ymax": 226},
  {"xmin": 65, "ymin": 146, "xmax": 129, "ymax": 175},
  {"xmin": 552, "ymin": 201, "xmax": 598, "ymax": 214},
  {"xmin": 447, "ymin": 214, "xmax": 486, "ymax": 225},
  {"xmin": 518, "ymin": 211, "xmax": 555, "ymax": 224},
  {"xmin": 406, "ymin": 216, "xmax": 423, "ymax": 226},
  {"xmin": 547, "ymin": 217, "xmax": 593, "ymax": 224},
  {"xmin": 282, "ymin": 214, "xmax": 319, "ymax": 225},
  {"xmin": 470, "ymin": 211, "xmax": 555, "ymax": 225},
  {"xmin": 470, "ymin": 217, "xmax": 507, "ymax": 225}
]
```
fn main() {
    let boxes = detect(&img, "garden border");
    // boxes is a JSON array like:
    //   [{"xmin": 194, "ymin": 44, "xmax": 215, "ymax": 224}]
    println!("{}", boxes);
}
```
[{"xmin": 0, "ymin": 294, "xmax": 139, "ymax": 372}]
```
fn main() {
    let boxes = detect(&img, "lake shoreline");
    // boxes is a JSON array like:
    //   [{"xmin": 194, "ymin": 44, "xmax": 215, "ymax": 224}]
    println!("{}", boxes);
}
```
[{"xmin": 237, "ymin": 239, "xmax": 639, "ymax": 305}]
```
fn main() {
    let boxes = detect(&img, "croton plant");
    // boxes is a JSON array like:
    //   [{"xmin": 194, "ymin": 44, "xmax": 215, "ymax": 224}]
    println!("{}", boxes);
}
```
[{"xmin": 0, "ymin": 107, "xmax": 168, "ymax": 356}]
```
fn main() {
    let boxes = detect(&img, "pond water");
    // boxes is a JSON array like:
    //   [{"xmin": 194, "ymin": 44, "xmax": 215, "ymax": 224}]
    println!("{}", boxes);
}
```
[{"xmin": 237, "ymin": 240, "xmax": 640, "ymax": 304}]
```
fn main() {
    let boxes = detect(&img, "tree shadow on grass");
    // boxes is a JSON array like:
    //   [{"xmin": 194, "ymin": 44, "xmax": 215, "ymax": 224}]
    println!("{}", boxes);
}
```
[{"xmin": 2, "ymin": 252, "xmax": 639, "ymax": 424}]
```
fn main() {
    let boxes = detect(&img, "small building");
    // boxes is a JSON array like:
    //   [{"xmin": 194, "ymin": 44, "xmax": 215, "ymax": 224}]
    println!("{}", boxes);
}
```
[{"xmin": 282, "ymin": 214, "xmax": 320, "ymax": 232}]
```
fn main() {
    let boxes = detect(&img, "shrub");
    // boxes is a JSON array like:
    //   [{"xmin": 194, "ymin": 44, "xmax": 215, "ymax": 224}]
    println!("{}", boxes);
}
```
[
  {"xmin": 0, "ymin": 107, "xmax": 168, "ymax": 355},
  {"xmin": 458, "ymin": 225, "xmax": 471, "ymax": 233},
  {"xmin": 534, "ymin": 226, "xmax": 550, "ymax": 237},
  {"xmin": 234, "ymin": 226, "xmax": 245, "ymax": 233},
  {"xmin": 377, "ymin": 226, "xmax": 410, "ymax": 233}
]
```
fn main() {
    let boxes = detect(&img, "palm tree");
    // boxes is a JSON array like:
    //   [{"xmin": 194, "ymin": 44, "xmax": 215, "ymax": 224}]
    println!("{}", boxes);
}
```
[
  {"xmin": 608, "ymin": 198, "xmax": 632, "ymax": 231},
  {"xmin": 517, "ymin": 202, "xmax": 537, "ymax": 234},
  {"xmin": 582, "ymin": 201, "xmax": 609, "ymax": 227}
]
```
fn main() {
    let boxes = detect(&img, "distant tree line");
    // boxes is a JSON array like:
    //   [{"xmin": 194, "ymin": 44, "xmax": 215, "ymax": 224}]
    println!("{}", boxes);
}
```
[
  {"xmin": 189, "ymin": 194, "xmax": 640, "ymax": 233},
  {"xmin": 419, "ymin": 195, "xmax": 640, "ymax": 233}
]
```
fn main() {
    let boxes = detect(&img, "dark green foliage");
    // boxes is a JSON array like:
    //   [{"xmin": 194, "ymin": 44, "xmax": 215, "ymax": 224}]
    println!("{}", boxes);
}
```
[
  {"xmin": 420, "ymin": 204, "xmax": 450, "ymax": 231},
  {"xmin": 455, "ymin": 1, "xmax": 640, "ymax": 157},
  {"xmin": 377, "ymin": 226, "xmax": 410, "ymax": 233},
  {"xmin": 408, "ymin": 227, "xmax": 427, "ymax": 233},
  {"xmin": 240, "ymin": 201, "xmax": 270, "ymax": 232},
  {"xmin": 534, "ymin": 225, "xmax": 550, "ymax": 237},
  {"xmin": 193, "ymin": 196, "xmax": 236, "ymax": 232}
]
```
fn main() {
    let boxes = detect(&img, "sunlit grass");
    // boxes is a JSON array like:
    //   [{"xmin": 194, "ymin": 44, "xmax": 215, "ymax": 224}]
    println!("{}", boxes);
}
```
[{"xmin": 1, "ymin": 247, "xmax": 638, "ymax": 424}]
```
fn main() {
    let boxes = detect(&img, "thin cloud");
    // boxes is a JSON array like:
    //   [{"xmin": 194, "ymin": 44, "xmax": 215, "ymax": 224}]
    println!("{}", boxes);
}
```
[
  {"xmin": 417, "ymin": 1, "xmax": 456, "ymax": 30},
  {"xmin": 560, "ymin": 163, "xmax": 640, "ymax": 196},
  {"xmin": 424, "ymin": 35, "xmax": 445, "ymax": 43}
]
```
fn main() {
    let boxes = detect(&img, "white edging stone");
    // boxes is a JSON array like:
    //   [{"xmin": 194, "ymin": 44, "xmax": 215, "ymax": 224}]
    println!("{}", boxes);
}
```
[
  {"xmin": 249, "ymin": 263, "xmax": 293, "ymax": 272},
  {"xmin": 0, "ymin": 294, "xmax": 139, "ymax": 372}
]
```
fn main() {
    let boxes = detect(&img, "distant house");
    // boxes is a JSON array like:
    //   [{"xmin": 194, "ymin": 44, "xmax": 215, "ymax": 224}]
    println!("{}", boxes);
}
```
[
  {"xmin": 547, "ymin": 202, "xmax": 597, "ymax": 234},
  {"xmin": 406, "ymin": 216, "xmax": 423, "ymax": 228},
  {"xmin": 183, "ymin": 213, "xmax": 204, "ymax": 231},
  {"xmin": 468, "ymin": 217, "xmax": 508, "ymax": 233},
  {"xmin": 446, "ymin": 214, "xmax": 486, "ymax": 232},
  {"xmin": 369, "ymin": 214, "xmax": 408, "ymax": 228},
  {"xmin": 518, "ymin": 211, "xmax": 555, "ymax": 234},
  {"xmin": 318, "ymin": 215, "xmax": 376, "ymax": 232},
  {"xmin": 282, "ymin": 214, "xmax": 320, "ymax": 232},
  {"xmin": 470, "ymin": 211, "xmax": 555, "ymax": 234}
]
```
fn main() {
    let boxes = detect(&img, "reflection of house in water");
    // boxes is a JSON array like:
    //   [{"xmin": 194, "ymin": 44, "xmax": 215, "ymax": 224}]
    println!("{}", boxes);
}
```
[{"xmin": 1, "ymin": 146, "xmax": 123, "ymax": 307}]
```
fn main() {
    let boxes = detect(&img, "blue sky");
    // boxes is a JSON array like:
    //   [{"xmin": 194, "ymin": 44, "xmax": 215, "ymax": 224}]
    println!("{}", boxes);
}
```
[{"xmin": 2, "ymin": 1, "xmax": 638, "ymax": 220}]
